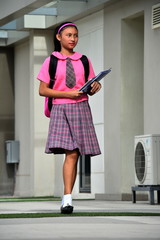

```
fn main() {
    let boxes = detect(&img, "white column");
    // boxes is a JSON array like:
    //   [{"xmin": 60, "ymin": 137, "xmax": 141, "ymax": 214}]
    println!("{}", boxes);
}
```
[{"xmin": 14, "ymin": 30, "xmax": 56, "ymax": 196}]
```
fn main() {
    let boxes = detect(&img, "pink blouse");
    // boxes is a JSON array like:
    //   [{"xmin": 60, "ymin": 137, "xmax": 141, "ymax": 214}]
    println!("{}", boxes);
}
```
[{"xmin": 37, "ymin": 51, "xmax": 95, "ymax": 104}]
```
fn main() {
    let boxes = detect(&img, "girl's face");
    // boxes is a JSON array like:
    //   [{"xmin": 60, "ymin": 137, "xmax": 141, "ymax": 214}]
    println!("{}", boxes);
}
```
[{"xmin": 56, "ymin": 26, "xmax": 78, "ymax": 52}]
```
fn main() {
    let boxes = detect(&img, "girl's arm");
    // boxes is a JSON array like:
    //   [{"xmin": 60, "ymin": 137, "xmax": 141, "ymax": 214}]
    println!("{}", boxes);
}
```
[{"xmin": 39, "ymin": 81, "xmax": 83, "ymax": 99}]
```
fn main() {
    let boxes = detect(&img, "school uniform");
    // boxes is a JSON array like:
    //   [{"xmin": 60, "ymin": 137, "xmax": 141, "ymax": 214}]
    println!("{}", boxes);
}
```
[{"xmin": 37, "ymin": 51, "xmax": 101, "ymax": 156}]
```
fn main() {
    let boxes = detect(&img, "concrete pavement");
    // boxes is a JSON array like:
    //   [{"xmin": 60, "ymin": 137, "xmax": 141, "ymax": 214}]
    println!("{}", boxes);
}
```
[
  {"xmin": 0, "ymin": 199, "xmax": 160, "ymax": 239},
  {"xmin": 0, "ymin": 199, "xmax": 160, "ymax": 214}
]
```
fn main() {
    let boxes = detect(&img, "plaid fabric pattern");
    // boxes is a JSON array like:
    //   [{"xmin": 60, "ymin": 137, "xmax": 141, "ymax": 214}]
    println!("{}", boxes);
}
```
[
  {"xmin": 66, "ymin": 58, "xmax": 76, "ymax": 88},
  {"xmin": 45, "ymin": 101, "xmax": 101, "ymax": 156}
]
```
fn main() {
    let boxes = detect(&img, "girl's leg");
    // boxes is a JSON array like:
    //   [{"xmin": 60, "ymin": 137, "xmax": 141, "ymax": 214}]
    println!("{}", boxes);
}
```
[{"xmin": 63, "ymin": 149, "xmax": 79, "ymax": 195}]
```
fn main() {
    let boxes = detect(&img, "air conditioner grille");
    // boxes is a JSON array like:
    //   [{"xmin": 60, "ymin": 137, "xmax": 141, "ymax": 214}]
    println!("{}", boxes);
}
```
[
  {"xmin": 135, "ymin": 142, "xmax": 145, "ymax": 183},
  {"xmin": 152, "ymin": 3, "xmax": 160, "ymax": 29}
]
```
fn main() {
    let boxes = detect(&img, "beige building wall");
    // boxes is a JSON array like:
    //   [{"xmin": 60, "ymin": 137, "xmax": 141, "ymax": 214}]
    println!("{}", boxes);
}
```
[{"xmin": 102, "ymin": 0, "xmax": 160, "ymax": 200}]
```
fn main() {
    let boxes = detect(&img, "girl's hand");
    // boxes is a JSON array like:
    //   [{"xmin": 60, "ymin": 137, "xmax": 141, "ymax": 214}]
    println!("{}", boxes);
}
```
[
  {"xmin": 89, "ymin": 81, "xmax": 102, "ymax": 95},
  {"xmin": 67, "ymin": 89, "xmax": 84, "ymax": 99}
]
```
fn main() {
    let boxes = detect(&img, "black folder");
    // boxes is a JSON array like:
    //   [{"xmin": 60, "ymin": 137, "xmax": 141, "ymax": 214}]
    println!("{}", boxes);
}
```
[{"xmin": 79, "ymin": 68, "xmax": 111, "ymax": 93}]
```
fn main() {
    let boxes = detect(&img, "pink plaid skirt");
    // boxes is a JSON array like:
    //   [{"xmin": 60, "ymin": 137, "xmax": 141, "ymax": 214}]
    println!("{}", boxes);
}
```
[{"xmin": 45, "ymin": 100, "xmax": 101, "ymax": 156}]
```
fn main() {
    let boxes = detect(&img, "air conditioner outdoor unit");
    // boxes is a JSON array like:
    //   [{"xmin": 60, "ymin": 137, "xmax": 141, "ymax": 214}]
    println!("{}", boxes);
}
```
[{"xmin": 134, "ymin": 134, "xmax": 160, "ymax": 185}]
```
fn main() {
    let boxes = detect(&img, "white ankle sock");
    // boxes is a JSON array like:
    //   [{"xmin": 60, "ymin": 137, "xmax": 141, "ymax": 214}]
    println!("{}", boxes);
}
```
[{"xmin": 62, "ymin": 194, "xmax": 72, "ymax": 207}]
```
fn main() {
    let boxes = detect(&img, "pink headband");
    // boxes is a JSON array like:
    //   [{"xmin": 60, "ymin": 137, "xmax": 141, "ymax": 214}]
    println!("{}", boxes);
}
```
[{"xmin": 57, "ymin": 23, "xmax": 77, "ymax": 34}]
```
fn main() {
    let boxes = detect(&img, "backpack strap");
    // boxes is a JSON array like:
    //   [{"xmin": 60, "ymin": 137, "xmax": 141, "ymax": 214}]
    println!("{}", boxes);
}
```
[
  {"xmin": 80, "ymin": 55, "xmax": 89, "ymax": 81},
  {"xmin": 49, "ymin": 55, "xmax": 58, "ymax": 87},
  {"xmin": 48, "ymin": 55, "xmax": 58, "ymax": 111}
]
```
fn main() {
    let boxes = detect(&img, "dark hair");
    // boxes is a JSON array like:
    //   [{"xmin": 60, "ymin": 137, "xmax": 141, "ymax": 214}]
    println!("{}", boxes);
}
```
[{"xmin": 54, "ymin": 22, "xmax": 78, "ymax": 52}]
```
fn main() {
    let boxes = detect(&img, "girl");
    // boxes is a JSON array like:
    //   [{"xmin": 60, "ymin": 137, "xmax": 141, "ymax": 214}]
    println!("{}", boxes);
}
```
[{"xmin": 37, "ymin": 22, "xmax": 101, "ymax": 214}]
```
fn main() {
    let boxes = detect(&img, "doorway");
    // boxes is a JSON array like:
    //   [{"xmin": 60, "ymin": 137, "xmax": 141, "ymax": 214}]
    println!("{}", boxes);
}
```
[{"xmin": 79, "ymin": 155, "xmax": 91, "ymax": 193}]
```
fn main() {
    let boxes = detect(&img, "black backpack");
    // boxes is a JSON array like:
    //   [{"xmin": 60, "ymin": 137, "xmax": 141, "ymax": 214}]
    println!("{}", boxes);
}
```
[{"xmin": 45, "ymin": 54, "xmax": 89, "ymax": 117}]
